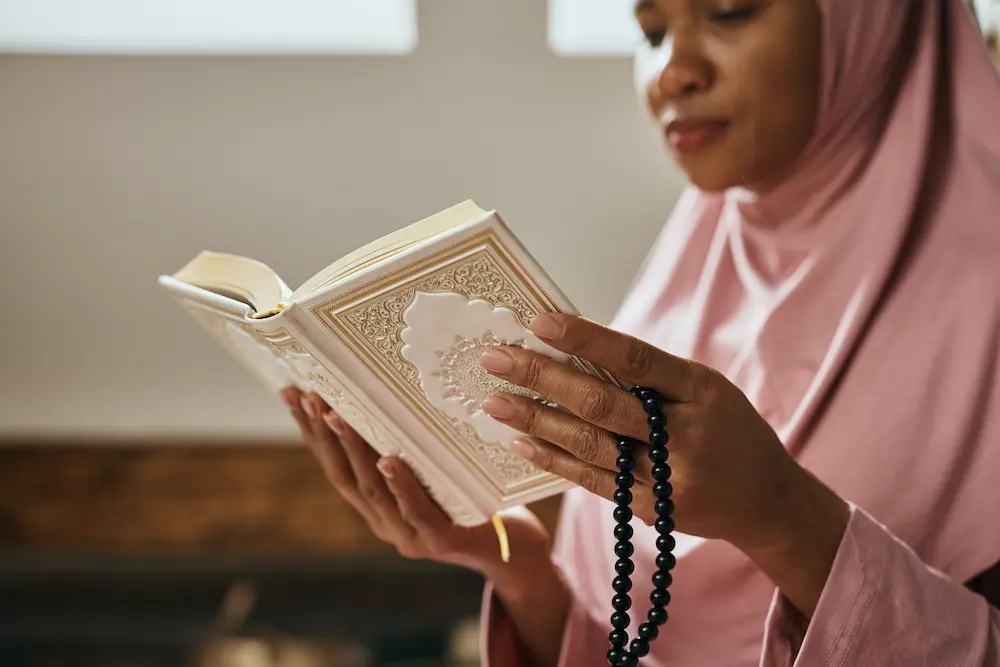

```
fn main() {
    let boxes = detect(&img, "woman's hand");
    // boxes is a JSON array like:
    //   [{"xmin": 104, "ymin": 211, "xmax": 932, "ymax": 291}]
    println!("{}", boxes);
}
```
[
  {"xmin": 478, "ymin": 313, "xmax": 850, "ymax": 615},
  {"xmin": 283, "ymin": 386, "xmax": 572, "ymax": 667},
  {"xmin": 281, "ymin": 387, "xmax": 554, "ymax": 586}
]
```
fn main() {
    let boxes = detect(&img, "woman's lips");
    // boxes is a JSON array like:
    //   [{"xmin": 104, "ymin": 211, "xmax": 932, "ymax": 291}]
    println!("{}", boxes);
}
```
[{"xmin": 665, "ymin": 118, "xmax": 731, "ymax": 154}]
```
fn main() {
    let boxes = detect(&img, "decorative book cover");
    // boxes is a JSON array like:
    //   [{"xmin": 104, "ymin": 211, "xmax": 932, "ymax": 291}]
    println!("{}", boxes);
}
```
[{"xmin": 160, "ymin": 201, "xmax": 619, "ymax": 526}]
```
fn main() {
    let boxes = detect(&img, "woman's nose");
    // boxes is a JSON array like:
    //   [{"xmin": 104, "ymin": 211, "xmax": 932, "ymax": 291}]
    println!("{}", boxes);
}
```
[
  {"xmin": 660, "ymin": 58, "xmax": 711, "ymax": 97},
  {"xmin": 647, "ymin": 36, "xmax": 714, "ymax": 110}
]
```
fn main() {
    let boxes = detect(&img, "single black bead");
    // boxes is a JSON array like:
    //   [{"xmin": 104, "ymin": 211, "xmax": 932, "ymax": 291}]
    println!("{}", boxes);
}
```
[
  {"xmin": 612, "ymin": 594, "xmax": 631, "ymax": 611},
  {"xmin": 616, "ymin": 454, "xmax": 635, "ymax": 471},
  {"xmin": 607, "ymin": 648, "xmax": 623, "ymax": 665},
  {"xmin": 630, "ymin": 638, "xmax": 650, "ymax": 658},
  {"xmin": 611, "ymin": 611, "xmax": 630, "ymax": 629},
  {"xmin": 615, "ymin": 558, "xmax": 635, "ymax": 576},
  {"xmin": 652, "ymin": 570, "xmax": 673, "ymax": 590},
  {"xmin": 615, "ymin": 540, "xmax": 635, "ymax": 558},
  {"xmin": 643, "ymin": 395, "xmax": 662, "ymax": 412},
  {"xmin": 619, "ymin": 653, "xmax": 639, "ymax": 667},
  {"xmin": 657, "ymin": 552, "xmax": 677, "ymax": 571},
  {"xmin": 649, "ymin": 429, "xmax": 668, "ymax": 447},
  {"xmin": 650, "ymin": 588, "xmax": 671, "ymax": 607},
  {"xmin": 632, "ymin": 386, "xmax": 653, "ymax": 400},
  {"xmin": 652, "ymin": 481, "xmax": 672, "ymax": 498},
  {"xmin": 615, "ymin": 472, "xmax": 635, "ymax": 489},
  {"xmin": 612, "ymin": 575, "xmax": 632, "ymax": 593},
  {"xmin": 613, "ymin": 506, "xmax": 633, "ymax": 523},
  {"xmin": 616, "ymin": 436, "xmax": 633, "ymax": 453},
  {"xmin": 647, "ymin": 413, "xmax": 666, "ymax": 429},
  {"xmin": 655, "ymin": 498, "xmax": 675, "ymax": 516},
  {"xmin": 656, "ymin": 534, "xmax": 676, "ymax": 552},
  {"xmin": 614, "ymin": 523, "xmax": 634, "ymax": 541},
  {"xmin": 648, "ymin": 606, "xmax": 668, "ymax": 626},
  {"xmin": 637, "ymin": 621, "xmax": 659, "ymax": 641},
  {"xmin": 651, "ymin": 463, "xmax": 672, "ymax": 481},
  {"xmin": 654, "ymin": 516, "xmax": 675, "ymax": 535},
  {"xmin": 609, "ymin": 629, "xmax": 628, "ymax": 647},
  {"xmin": 649, "ymin": 447, "xmax": 669, "ymax": 464},
  {"xmin": 613, "ymin": 488, "xmax": 633, "ymax": 506},
  {"xmin": 630, "ymin": 385, "xmax": 644, "ymax": 397}
]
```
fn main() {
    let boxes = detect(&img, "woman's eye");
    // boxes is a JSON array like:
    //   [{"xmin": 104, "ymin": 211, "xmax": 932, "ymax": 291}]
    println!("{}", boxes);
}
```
[
  {"xmin": 643, "ymin": 28, "xmax": 667, "ymax": 47},
  {"xmin": 710, "ymin": 6, "xmax": 758, "ymax": 24}
]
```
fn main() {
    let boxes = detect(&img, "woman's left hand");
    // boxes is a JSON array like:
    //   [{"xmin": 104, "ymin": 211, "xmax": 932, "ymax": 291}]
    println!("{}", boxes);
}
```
[{"xmin": 479, "ymin": 312, "xmax": 849, "ymax": 591}]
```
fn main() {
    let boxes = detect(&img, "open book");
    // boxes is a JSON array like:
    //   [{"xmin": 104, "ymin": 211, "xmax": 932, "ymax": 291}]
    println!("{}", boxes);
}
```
[{"xmin": 159, "ymin": 200, "xmax": 619, "ymax": 527}]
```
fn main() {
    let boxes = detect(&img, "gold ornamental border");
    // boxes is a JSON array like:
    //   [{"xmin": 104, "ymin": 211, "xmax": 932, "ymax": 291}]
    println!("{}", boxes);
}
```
[{"xmin": 308, "ymin": 228, "xmax": 615, "ymax": 498}]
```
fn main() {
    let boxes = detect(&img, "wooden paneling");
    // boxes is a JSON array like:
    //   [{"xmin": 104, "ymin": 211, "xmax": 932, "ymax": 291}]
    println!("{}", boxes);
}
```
[{"xmin": 0, "ymin": 443, "xmax": 564, "ymax": 554}]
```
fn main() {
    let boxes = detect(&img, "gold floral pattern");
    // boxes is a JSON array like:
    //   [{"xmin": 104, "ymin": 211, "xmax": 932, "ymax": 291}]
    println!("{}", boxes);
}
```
[
  {"xmin": 434, "ymin": 331, "xmax": 554, "ymax": 414},
  {"xmin": 340, "ymin": 251, "xmax": 545, "ymax": 486}
]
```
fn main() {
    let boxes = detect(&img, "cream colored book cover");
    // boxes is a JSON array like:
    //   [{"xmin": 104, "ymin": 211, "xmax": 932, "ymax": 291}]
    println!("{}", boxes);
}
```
[{"xmin": 159, "ymin": 201, "xmax": 618, "ymax": 526}]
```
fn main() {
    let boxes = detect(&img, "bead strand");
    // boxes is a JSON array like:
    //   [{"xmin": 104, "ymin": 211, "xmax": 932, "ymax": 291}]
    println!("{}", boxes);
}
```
[{"xmin": 606, "ymin": 386, "xmax": 674, "ymax": 667}]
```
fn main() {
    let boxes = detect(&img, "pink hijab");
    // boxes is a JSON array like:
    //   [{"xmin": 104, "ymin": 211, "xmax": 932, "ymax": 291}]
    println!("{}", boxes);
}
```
[{"xmin": 559, "ymin": 0, "xmax": 1000, "ymax": 663}]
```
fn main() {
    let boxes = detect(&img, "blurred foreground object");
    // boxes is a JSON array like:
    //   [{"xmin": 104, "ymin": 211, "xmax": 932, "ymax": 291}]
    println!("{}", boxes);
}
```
[
  {"xmin": 190, "ymin": 580, "xmax": 370, "ymax": 667},
  {"xmin": 192, "ymin": 636, "xmax": 369, "ymax": 667}
]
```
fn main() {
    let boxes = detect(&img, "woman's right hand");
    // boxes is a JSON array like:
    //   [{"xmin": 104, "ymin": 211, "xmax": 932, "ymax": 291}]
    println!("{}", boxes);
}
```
[
  {"xmin": 284, "ymin": 386, "xmax": 573, "ymax": 667},
  {"xmin": 281, "ymin": 386, "xmax": 553, "ymax": 584}
]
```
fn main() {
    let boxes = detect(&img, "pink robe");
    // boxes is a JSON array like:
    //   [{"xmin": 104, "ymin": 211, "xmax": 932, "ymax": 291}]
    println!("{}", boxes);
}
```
[
  {"xmin": 481, "ymin": 0, "xmax": 1000, "ymax": 664},
  {"xmin": 482, "ymin": 503, "xmax": 1000, "ymax": 666}
]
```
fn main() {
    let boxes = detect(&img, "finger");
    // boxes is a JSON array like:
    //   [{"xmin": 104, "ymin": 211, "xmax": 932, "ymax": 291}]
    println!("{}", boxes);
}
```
[
  {"xmin": 510, "ymin": 437, "xmax": 629, "ymax": 505},
  {"xmin": 280, "ymin": 386, "xmax": 302, "ymax": 409},
  {"xmin": 526, "ymin": 313, "xmax": 700, "ymax": 402},
  {"xmin": 297, "ymin": 400, "xmax": 387, "ymax": 533},
  {"xmin": 483, "ymin": 394, "xmax": 643, "ymax": 475},
  {"xmin": 481, "ymin": 347, "xmax": 652, "ymax": 442},
  {"xmin": 281, "ymin": 386, "xmax": 313, "ymax": 438},
  {"xmin": 333, "ymin": 415, "xmax": 418, "ymax": 543},
  {"xmin": 313, "ymin": 442, "xmax": 386, "ymax": 536},
  {"xmin": 307, "ymin": 411, "xmax": 357, "ymax": 490},
  {"xmin": 377, "ymin": 458, "xmax": 456, "ymax": 548},
  {"xmin": 300, "ymin": 392, "xmax": 334, "ymax": 453},
  {"xmin": 296, "ymin": 393, "xmax": 383, "ymax": 527}
]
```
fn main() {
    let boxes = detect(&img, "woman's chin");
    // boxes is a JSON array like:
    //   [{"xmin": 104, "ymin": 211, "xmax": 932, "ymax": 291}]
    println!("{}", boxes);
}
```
[
  {"xmin": 680, "ymin": 166, "xmax": 742, "ymax": 193},
  {"xmin": 669, "ymin": 147, "xmax": 747, "ymax": 193}
]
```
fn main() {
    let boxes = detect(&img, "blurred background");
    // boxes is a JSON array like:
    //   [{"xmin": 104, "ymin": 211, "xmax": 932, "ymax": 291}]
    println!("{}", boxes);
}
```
[{"xmin": 0, "ymin": 1, "xmax": 997, "ymax": 665}]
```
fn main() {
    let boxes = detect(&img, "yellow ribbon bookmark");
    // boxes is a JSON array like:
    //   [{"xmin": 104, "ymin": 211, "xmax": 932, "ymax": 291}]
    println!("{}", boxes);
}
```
[{"xmin": 491, "ymin": 513, "xmax": 511, "ymax": 563}]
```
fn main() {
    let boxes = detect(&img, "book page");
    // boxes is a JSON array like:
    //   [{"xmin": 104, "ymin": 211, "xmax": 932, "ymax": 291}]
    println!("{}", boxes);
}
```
[
  {"xmin": 289, "ymin": 200, "xmax": 488, "ymax": 301},
  {"xmin": 170, "ymin": 251, "xmax": 292, "ymax": 316}
]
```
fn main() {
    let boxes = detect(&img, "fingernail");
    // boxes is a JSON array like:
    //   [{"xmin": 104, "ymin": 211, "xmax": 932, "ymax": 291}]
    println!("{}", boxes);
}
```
[
  {"xmin": 528, "ymin": 314, "xmax": 564, "ymax": 341},
  {"xmin": 377, "ymin": 458, "xmax": 395, "ymax": 479},
  {"xmin": 301, "ymin": 396, "xmax": 317, "ymax": 419},
  {"xmin": 511, "ymin": 439, "xmax": 537, "ymax": 460},
  {"xmin": 479, "ymin": 348, "xmax": 514, "ymax": 374},
  {"xmin": 323, "ymin": 411, "xmax": 344, "ymax": 436},
  {"xmin": 481, "ymin": 395, "xmax": 516, "ymax": 420}
]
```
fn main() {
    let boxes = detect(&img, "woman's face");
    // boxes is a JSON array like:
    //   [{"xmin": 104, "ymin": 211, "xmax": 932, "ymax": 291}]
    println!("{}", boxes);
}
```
[{"xmin": 634, "ymin": 0, "xmax": 823, "ymax": 192}]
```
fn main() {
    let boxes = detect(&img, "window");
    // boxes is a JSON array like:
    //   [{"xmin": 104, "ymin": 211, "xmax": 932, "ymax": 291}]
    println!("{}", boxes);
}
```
[
  {"xmin": 547, "ymin": 0, "xmax": 641, "ymax": 56},
  {"xmin": 972, "ymin": 0, "xmax": 1000, "ymax": 33},
  {"xmin": 0, "ymin": 0, "xmax": 417, "ymax": 54}
]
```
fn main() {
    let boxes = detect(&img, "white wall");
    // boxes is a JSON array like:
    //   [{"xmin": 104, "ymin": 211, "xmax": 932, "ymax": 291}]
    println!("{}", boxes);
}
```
[{"xmin": 0, "ymin": 0, "xmax": 684, "ymax": 440}]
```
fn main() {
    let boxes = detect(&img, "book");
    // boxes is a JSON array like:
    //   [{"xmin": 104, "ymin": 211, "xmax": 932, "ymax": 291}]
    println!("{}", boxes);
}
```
[{"xmin": 159, "ymin": 200, "xmax": 619, "ymax": 527}]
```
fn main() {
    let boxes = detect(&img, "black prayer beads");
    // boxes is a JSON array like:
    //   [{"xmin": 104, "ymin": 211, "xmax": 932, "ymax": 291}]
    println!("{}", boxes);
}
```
[{"xmin": 606, "ymin": 386, "xmax": 674, "ymax": 667}]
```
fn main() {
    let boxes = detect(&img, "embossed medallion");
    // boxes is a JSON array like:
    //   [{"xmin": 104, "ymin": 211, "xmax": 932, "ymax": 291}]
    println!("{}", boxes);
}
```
[{"xmin": 400, "ymin": 291, "xmax": 568, "ymax": 453}]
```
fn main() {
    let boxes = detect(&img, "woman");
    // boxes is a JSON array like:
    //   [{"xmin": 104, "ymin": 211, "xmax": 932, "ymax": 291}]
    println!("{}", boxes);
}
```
[{"xmin": 284, "ymin": 0, "xmax": 1000, "ymax": 664}]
